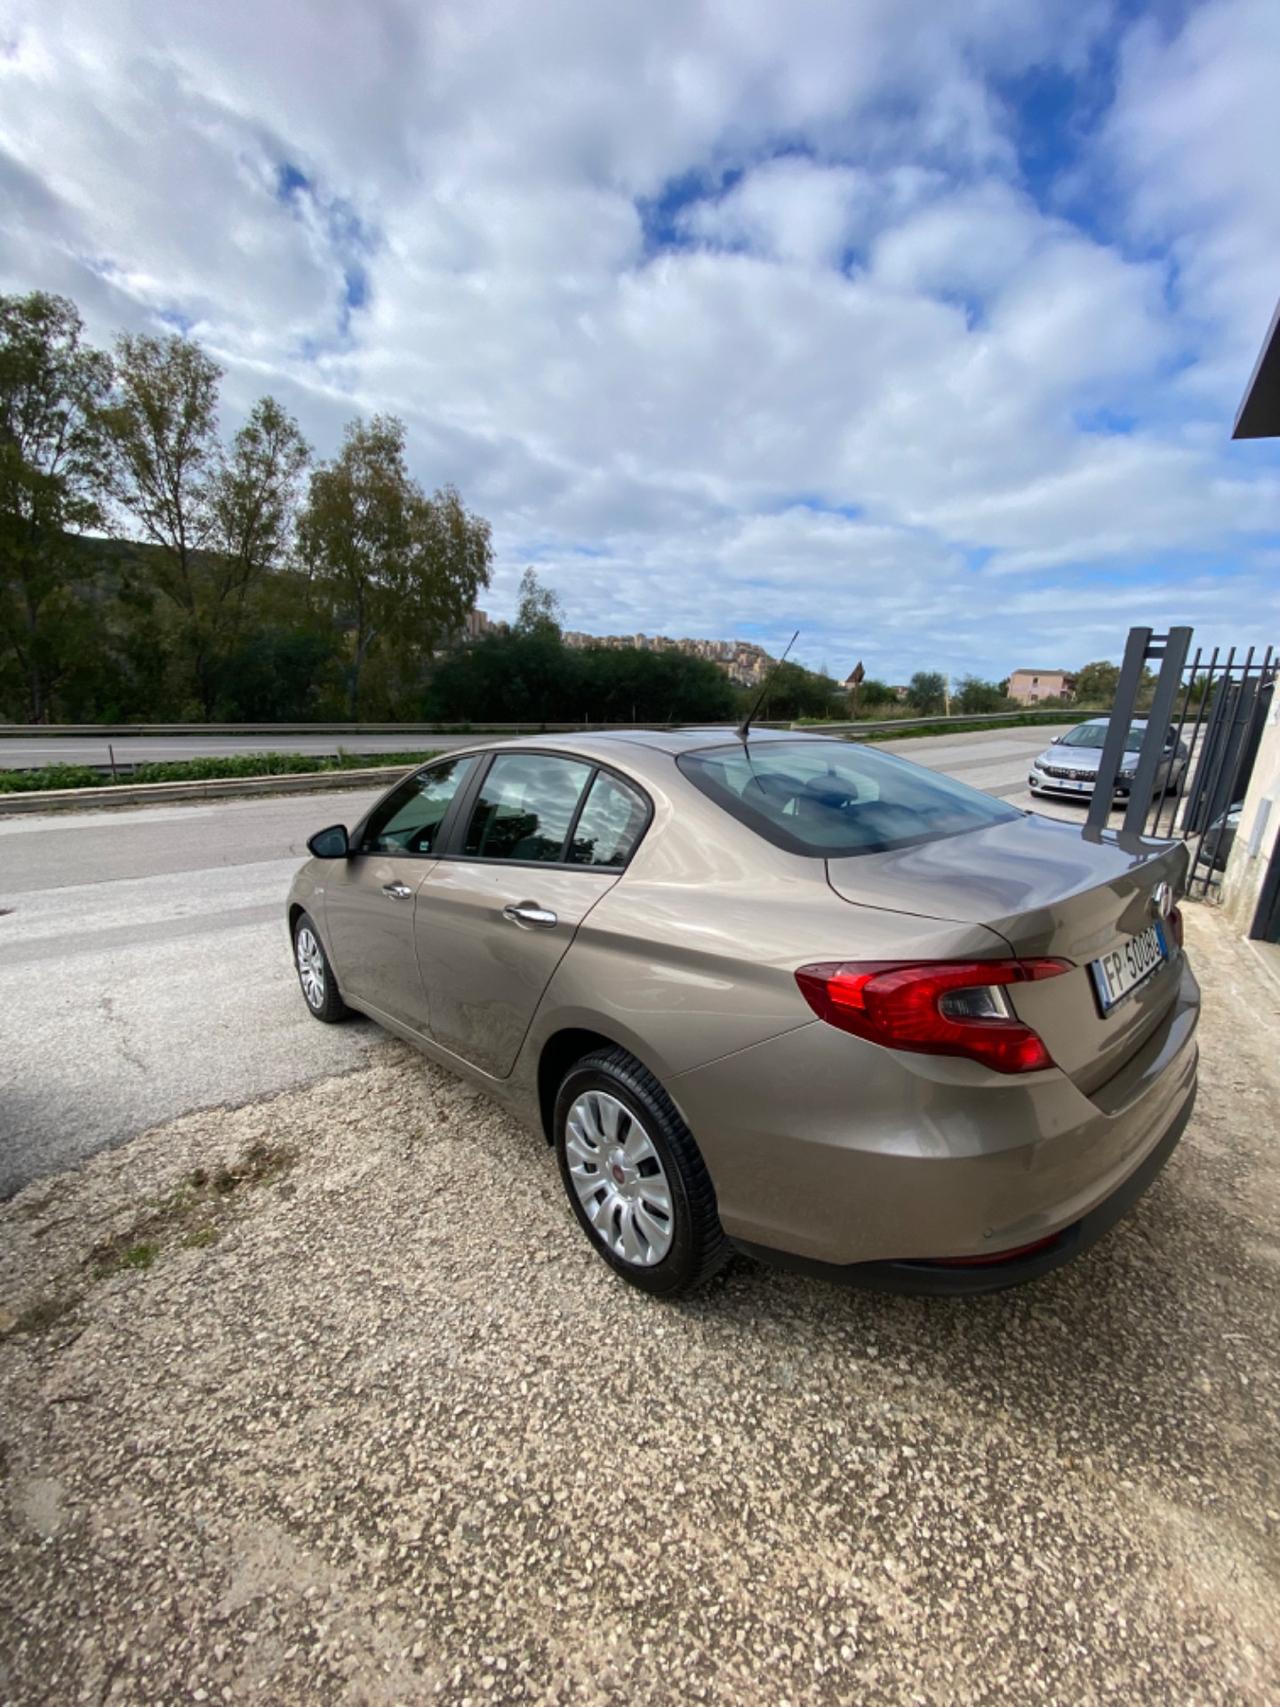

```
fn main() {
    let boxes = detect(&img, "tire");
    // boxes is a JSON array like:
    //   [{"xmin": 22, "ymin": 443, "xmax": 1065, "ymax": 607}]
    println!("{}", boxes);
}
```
[
  {"xmin": 553, "ymin": 1047, "xmax": 729, "ymax": 1297},
  {"xmin": 292, "ymin": 911, "xmax": 348, "ymax": 1024}
]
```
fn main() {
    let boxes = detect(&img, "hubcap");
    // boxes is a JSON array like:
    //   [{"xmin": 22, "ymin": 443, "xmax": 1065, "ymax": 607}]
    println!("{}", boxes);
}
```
[
  {"xmin": 564, "ymin": 1091, "xmax": 674, "ymax": 1267},
  {"xmin": 295, "ymin": 926, "xmax": 325, "ymax": 1008}
]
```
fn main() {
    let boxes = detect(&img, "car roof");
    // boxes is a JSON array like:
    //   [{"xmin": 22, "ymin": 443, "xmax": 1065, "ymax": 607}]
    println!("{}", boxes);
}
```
[
  {"xmin": 490, "ymin": 725, "xmax": 811, "ymax": 757},
  {"xmin": 453, "ymin": 725, "xmax": 844, "ymax": 781}
]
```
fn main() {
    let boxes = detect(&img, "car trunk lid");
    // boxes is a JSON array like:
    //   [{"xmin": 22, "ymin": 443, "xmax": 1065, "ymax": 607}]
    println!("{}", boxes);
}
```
[{"xmin": 825, "ymin": 814, "xmax": 1189, "ymax": 1096}]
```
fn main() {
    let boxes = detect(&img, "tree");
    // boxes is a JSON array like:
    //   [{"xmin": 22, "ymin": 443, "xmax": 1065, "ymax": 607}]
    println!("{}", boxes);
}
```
[
  {"xmin": 747, "ymin": 659, "xmax": 842, "ymax": 722},
  {"xmin": 954, "ymin": 675, "xmax": 1010, "ymax": 714},
  {"xmin": 1072, "ymin": 657, "xmax": 1154, "ymax": 710},
  {"xmin": 514, "ymin": 567, "xmax": 563, "ymax": 639},
  {"xmin": 215, "ymin": 627, "xmax": 340, "ymax": 720},
  {"xmin": 298, "ymin": 415, "xmax": 492, "ymax": 717},
  {"xmin": 857, "ymin": 678, "xmax": 897, "ymax": 709},
  {"xmin": 906, "ymin": 670, "xmax": 946, "ymax": 713},
  {"xmin": 582, "ymin": 646, "xmax": 738, "ymax": 723},
  {"xmin": 208, "ymin": 396, "xmax": 310, "ymax": 644},
  {"xmin": 0, "ymin": 291, "xmax": 112, "ymax": 720},
  {"xmin": 1074, "ymin": 660, "xmax": 1120, "ymax": 705},
  {"xmin": 423, "ymin": 631, "xmax": 739, "ymax": 724},
  {"xmin": 99, "ymin": 331, "xmax": 223, "ymax": 710}
]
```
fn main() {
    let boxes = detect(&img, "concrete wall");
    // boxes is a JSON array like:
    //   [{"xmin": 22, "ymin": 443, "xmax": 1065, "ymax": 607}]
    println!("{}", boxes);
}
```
[
  {"xmin": 1008, "ymin": 670, "xmax": 1074, "ymax": 704},
  {"xmin": 1221, "ymin": 669, "xmax": 1280, "ymax": 936}
]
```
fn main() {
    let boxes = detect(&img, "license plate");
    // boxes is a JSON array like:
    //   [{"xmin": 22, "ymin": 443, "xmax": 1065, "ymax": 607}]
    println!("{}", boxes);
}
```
[{"xmin": 1090, "ymin": 922, "xmax": 1168, "ymax": 1014}]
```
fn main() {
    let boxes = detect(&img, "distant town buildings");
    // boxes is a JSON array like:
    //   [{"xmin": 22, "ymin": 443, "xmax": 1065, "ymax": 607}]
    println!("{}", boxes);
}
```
[
  {"xmin": 1007, "ymin": 668, "xmax": 1076, "ymax": 705},
  {"xmin": 453, "ymin": 611, "xmax": 776, "ymax": 685},
  {"xmin": 458, "ymin": 614, "xmax": 1075, "ymax": 708},
  {"xmin": 561, "ymin": 630, "xmax": 776, "ymax": 686}
]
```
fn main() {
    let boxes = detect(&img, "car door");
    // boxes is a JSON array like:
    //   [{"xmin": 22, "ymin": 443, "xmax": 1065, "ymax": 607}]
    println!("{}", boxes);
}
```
[
  {"xmin": 321, "ymin": 754, "xmax": 477, "ymax": 1035},
  {"xmin": 416, "ymin": 753, "xmax": 650, "ymax": 1077}
]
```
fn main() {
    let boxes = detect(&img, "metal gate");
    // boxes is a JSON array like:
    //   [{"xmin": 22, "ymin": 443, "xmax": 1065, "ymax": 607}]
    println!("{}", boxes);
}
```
[{"xmin": 1092, "ymin": 628, "xmax": 1276, "ymax": 900}]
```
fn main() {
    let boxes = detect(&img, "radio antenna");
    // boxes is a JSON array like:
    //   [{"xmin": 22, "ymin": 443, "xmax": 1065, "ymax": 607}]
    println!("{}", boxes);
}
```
[{"xmin": 736, "ymin": 630, "xmax": 800, "ymax": 742}]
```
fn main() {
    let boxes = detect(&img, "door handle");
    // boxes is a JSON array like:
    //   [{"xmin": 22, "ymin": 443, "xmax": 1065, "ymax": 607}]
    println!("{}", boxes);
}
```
[
  {"xmin": 382, "ymin": 881, "xmax": 413, "ymax": 900},
  {"xmin": 502, "ymin": 901, "xmax": 558, "ymax": 929}
]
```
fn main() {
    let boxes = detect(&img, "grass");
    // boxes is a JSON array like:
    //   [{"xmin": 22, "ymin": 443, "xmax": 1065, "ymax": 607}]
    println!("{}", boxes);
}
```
[
  {"xmin": 794, "ymin": 708, "xmax": 1092, "ymax": 735},
  {"xmin": 8, "ymin": 1140, "xmax": 296, "ymax": 1337},
  {"xmin": 847, "ymin": 712, "xmax": 1080, "ymax": 743},
  {"xmin": 0, "ymin": 749, "xmax": 440, "ymax": 794}
]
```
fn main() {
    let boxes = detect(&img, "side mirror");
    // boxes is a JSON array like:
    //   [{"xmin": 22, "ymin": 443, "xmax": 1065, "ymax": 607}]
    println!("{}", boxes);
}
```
[
  {"xmin": 1050, "ymin": 735, "xmax": 1062, "ymax": 744},
  {"xmin": 307, "ymin": 824, "xmax": 349, "ymax": 859}
]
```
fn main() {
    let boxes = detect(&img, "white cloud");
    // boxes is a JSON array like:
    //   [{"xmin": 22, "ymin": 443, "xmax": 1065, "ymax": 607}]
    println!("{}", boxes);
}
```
[
  {"xmin": 0, "ymin": 0, "xmax": 1277, "ymax": 682},
  {"xmin": 1102, "ymin": 0, "xmax": 1280, "ymax": 407}
]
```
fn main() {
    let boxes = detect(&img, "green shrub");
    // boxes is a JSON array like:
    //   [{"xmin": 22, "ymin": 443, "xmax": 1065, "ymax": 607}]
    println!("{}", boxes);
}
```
[{"xmin": 0, "ymin": 750, "xmax": 439, "ymax": 794}]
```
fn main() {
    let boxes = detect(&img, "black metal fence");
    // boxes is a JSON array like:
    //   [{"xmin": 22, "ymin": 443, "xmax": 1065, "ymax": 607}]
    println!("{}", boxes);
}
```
[{"xmin": 1145, "ymin": 643, "xmax": 1276, "ymax": 899}]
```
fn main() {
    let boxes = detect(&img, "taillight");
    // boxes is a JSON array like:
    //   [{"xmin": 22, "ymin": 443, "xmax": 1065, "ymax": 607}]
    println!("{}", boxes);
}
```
[{"xmin": 794, "ymin": 958, "xmax": 1073, "ymax": 1075}]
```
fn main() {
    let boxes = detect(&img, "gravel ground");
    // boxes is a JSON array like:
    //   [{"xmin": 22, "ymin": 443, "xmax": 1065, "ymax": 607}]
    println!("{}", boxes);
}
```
[{"xmin": 2, "ymin": 906, "xmax": 1278, "ymax": 1706}]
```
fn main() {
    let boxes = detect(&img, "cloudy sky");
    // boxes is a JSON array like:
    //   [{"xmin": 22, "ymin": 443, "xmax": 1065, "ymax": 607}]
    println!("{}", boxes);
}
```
[{"xmin": 2, "ymin": 0, "xmax": 1277, "ymax": 681}]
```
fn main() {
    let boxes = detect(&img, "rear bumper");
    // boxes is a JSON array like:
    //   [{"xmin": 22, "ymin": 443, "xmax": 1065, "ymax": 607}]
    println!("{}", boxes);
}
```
[
  {"xmin": 734, "ymin": 1080, "xmax": 1195, "ymax": 1293},
  {"xmin": 670, "ymin": 959, "xmax": 1200, "ymax": 1274}
]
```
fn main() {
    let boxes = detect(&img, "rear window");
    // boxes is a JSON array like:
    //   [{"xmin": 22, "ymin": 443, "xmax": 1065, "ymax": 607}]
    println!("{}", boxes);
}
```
[{"xmin": 677, "ymin": 740, "xmax": 1020, "ymax": 858}]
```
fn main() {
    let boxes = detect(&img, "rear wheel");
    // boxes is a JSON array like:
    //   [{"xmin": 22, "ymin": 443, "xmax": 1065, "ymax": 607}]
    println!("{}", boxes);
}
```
[
  {"xmin": 554, "ymin": 1047, "xmax": 729, "ymax": 1296},
  {"xmin": 292, "ymin": 912, "xmax": 348, "ymax": 1024}
]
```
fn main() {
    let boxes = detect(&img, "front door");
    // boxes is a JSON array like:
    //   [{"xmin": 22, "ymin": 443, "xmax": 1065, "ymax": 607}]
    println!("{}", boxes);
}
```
[
  {"xmin": 416, "ymin": 753, "xmax": 648, "ymax": 1077},
  {"xmin": 321, "ymin": 755, "xmax": 477, "ymax": 1035}
]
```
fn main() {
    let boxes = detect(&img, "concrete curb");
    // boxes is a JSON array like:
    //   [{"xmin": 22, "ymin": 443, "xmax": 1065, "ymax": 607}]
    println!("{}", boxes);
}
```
[{"xmin": 0, "ymin": 764, "xmax": 414, "ymax": 816}]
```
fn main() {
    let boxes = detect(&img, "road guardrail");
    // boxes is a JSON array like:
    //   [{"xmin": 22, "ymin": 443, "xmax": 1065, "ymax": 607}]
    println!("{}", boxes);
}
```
[{"xmin": 0, "ymin": 763, "xmax": 418, "ymax": 816}]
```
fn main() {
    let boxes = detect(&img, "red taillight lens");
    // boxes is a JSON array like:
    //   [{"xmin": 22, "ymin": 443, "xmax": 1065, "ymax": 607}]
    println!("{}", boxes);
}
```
[{"xmin": 794, "ymin": 958, "xmax": 1073, "ymax": 1075}]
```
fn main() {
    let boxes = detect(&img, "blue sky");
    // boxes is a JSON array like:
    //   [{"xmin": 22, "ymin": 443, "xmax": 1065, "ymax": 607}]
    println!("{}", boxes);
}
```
[{"xmin": 1, "ymin": 0, "xmax": 1277, "ymax": 680}]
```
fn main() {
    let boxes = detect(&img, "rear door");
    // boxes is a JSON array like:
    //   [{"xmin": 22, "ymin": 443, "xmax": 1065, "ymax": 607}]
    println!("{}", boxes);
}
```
[
  {"xmin": 321, "ymin": 755, "xmax": 477, "ymax": 1035},
  {"xmin": 417, "ymin": 754, "xmax": 649, "ymax": 1076}
]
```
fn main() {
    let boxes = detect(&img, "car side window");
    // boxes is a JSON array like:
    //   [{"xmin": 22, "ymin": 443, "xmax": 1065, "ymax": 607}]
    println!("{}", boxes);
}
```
[
  {"xmin": 462, "ymin": 754, "xmax": 592, "ymax": 863},
  {"xmin": 567, "ymin": 771, "xmax": 648, "ymax": 867},
  {"xmin": 359, "ymin": 756, "xmax": 475, "ymax": 856}
]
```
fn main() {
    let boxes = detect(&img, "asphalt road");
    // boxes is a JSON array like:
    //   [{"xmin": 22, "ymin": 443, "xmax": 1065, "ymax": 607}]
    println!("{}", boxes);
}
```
[{"xmin": 0, "ymin": 724, "xmax": 1084, "ymax": 1196}]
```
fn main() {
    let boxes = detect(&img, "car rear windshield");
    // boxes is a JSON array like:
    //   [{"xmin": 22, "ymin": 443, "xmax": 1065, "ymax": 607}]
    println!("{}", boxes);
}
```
[{"xmin": 677, "ymin": 740, "xmax": 1021, "ymax": 858}]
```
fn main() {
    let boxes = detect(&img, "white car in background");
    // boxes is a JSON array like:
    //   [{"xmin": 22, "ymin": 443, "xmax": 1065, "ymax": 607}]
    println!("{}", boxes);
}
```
[{"xmin": 1029, "ymin": 718, "xmax": 1189, "ymax": 805}]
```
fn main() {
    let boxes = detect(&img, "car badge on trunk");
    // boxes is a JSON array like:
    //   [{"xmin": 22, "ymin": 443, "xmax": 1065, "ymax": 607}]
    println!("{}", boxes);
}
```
[{"xmin": 1150, "ymin": 882, "xmax": 1173, "ymax": 920}]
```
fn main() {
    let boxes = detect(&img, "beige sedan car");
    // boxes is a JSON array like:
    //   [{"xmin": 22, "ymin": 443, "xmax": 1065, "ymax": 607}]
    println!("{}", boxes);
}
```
[{"xmin": 288, "ymin": 729, "xmax": 1199, "ymax": 1297}]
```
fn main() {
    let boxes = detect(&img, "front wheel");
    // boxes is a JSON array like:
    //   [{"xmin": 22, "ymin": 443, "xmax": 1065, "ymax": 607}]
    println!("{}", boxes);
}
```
[
  {"xmin": 554, "ymin": 1048, "xmax": 729, "ymax": 1297},
  {"xmin": 292, "ymin": 912, "xmax": 348, "ymax": 1024}
]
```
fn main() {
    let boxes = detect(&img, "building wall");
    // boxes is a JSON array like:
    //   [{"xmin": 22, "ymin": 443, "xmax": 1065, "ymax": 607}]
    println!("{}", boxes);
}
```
[
  {"xmin": 1221, "ymin": 670, "xmax": 1280, "ymax": 938},
  {"xmin": 1008, "ymin": 670, "xmax": 1074, "ymax": 704}
]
